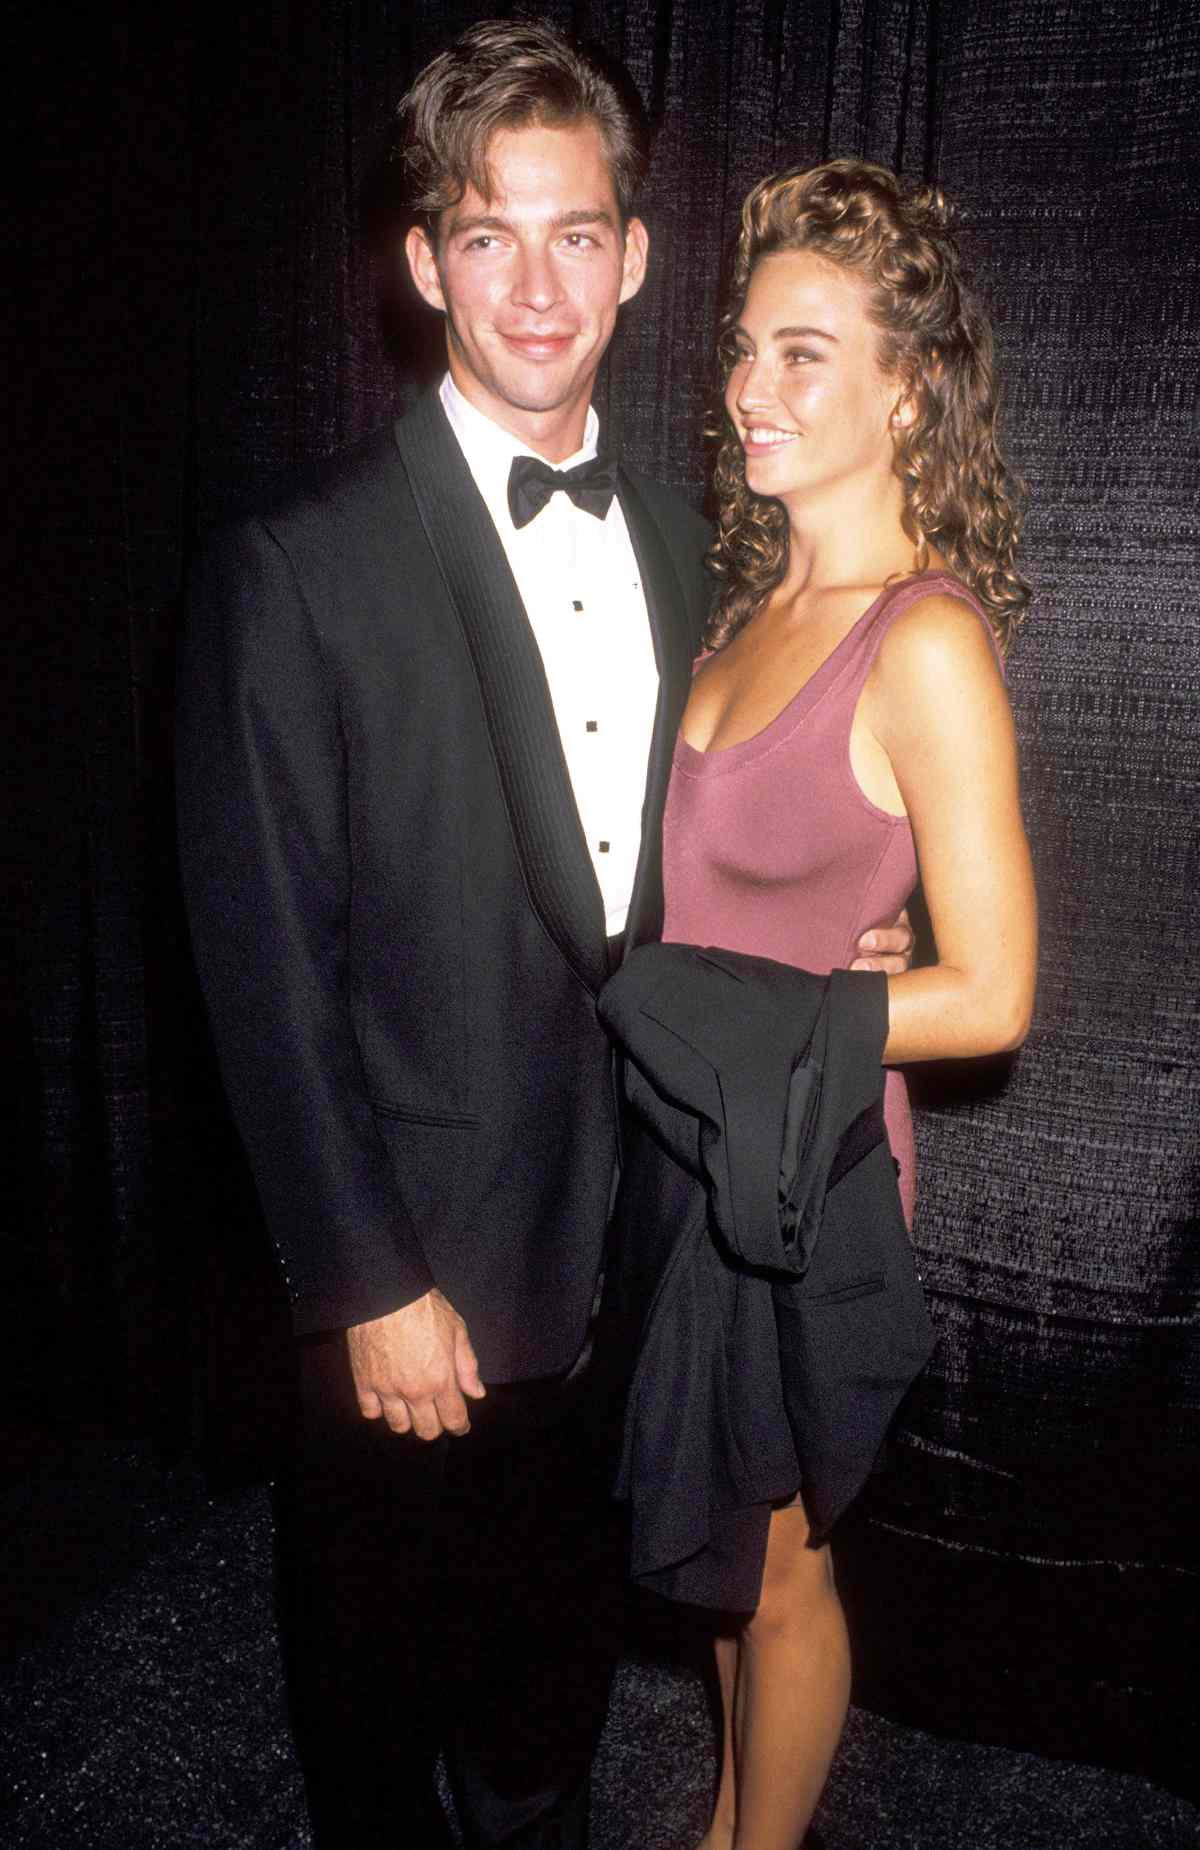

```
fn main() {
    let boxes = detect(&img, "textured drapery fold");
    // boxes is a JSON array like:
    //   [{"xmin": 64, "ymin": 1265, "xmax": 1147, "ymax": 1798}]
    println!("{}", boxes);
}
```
[{"xmin": 13, "ymin": 0, "xmax": 1198, "ymax": 1789}]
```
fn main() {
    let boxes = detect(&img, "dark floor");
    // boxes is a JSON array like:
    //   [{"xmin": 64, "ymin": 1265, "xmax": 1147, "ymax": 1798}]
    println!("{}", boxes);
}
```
[{"xmin": 0, "ymin": 1446, "xmax": 1196, "ymax": 1850}]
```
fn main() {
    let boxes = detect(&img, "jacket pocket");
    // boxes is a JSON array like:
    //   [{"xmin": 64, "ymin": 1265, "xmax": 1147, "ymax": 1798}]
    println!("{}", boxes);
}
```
[
  {"xmin": 367, "ymin": 1098, "xmax": 480, "ymax": 1130},
  {"xmin": 782, "ymin": 1270, "xmax": 886, "ymax": 1309}
]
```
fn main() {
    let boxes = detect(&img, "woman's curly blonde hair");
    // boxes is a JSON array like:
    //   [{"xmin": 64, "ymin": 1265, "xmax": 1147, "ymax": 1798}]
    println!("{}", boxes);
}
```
[{"xmin": 707, "ymin": 159, "xmax": 1030, "ymax": 653}]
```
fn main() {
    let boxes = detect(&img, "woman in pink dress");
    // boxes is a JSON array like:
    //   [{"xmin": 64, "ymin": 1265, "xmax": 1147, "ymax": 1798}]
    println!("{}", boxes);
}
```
[{"xmin": 665, "ymin": 161, "xmax": 1039, "ymax": 1850}]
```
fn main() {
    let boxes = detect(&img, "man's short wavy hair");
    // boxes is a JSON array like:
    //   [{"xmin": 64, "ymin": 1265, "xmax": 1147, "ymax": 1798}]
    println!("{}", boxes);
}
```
[{"xmin": 396, "ymin": 18, "xmax": 650, "ymax": 229}]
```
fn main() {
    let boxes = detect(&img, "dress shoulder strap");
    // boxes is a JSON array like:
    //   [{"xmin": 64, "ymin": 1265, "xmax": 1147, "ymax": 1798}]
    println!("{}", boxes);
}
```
[{"xmin": 853, "ymin": 570, "xmax": 1004, "ymax": 679}]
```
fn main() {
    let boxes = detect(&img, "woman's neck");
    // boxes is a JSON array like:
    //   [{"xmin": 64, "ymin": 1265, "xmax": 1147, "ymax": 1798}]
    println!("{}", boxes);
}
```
[{"xmin": 780, "ymin": 473, "xmax": 915, "ymax": 601}]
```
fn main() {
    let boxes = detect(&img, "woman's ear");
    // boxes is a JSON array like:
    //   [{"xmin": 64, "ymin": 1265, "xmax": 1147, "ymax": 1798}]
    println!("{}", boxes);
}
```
[
  {"xmin": 889, "ymin": 381, "xmax": 919, "ymax": 432},
  {"xmin": 891, "ymin": 349, "xmax": 942, "ymax": 432}
]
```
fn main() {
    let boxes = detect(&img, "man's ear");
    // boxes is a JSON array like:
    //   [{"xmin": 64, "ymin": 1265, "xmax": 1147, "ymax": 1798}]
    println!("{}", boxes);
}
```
[
  {"xmin": 405, "ymin": 223, "xmax": 446, "ymax": 313},
  {"xmin": 618, "ymin": 217, "xmax": 649, "ymax": 306}
]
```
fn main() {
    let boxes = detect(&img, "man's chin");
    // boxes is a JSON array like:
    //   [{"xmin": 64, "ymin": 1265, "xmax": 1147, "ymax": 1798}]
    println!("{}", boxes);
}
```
[
  {"xmin": 450, "ymin": 352, "xmax": 599, "ymax": 437},
  {"xmin": 493, "ymin": 369, "xmax": 584, "ymax": 416},
  {"xmin": 481, "ymin": 345, "xmax": 598, "ymax": 408}
]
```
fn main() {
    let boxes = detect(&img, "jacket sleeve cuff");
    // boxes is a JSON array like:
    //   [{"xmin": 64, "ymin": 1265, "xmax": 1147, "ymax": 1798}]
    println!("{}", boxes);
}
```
[{"xmin": 287, "ymin": 1251, "xmax": 439, "ymax": 1337}]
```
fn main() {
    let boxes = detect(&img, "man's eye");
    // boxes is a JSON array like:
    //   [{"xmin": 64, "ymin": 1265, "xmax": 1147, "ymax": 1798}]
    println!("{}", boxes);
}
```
[
  {"xmin": 562, "ymin": 232, "xmax": 597, "ymax": 249},
  {"xmin": 465, "ymin": 235, "xmax": 496, "ymax": 251}
]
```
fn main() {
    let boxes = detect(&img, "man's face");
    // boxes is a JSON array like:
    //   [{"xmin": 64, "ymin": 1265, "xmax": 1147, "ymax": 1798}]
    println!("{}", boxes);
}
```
[{"xmin": 406, "ymin": 118, "xmax": 648, "ymax": 459}]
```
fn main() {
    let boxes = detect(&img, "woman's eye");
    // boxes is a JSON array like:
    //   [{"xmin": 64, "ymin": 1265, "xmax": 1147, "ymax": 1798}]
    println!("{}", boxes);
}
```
[{"xmin": 783, "ymin": 348, "xmax": 817, "ymax": 366}]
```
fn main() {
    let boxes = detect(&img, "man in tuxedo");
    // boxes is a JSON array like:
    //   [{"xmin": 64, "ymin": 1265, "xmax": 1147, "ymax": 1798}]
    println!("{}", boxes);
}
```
[{"xmin": 177, "ymin": 19, "xmax": 911, "ymax": 1849}]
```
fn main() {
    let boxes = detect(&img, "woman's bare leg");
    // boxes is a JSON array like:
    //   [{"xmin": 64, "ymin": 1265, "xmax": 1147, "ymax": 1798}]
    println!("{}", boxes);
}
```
[
  {"xmin": 696, "ymin": 1630, "xmax": 738, "ymax": 1850},
  {"xmin": 734, "ymin": 1501, "xmax": 850, "ymax": 1847},
  {"xmin": 700, "ymin": 1500, "xmax": 849, "ymax": 1850}
]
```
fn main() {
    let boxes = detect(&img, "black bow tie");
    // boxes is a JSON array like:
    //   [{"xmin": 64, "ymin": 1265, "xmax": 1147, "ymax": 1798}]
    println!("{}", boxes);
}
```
[{"xmin": 507, "ymin": 452, "xmax": 619, "ymax": 529}]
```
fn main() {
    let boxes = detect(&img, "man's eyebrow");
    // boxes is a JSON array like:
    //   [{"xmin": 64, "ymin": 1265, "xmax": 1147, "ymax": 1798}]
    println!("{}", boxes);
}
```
[
  {"xmin": 448, "ymin": 212, "xmax": 512, "ymax": 237},
  {"xmin": 448, "ymin": 207, "xmax": 618, "ymax": 237},
  {"xmin": 546, "ymin": 207, "xmax": 618, "ymax": 231}
]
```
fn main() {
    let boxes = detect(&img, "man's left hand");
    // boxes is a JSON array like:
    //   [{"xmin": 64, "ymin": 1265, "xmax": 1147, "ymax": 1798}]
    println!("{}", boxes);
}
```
[{"xmin": 849, "ymin": 907, "xmax": 915, "ymax": 974}]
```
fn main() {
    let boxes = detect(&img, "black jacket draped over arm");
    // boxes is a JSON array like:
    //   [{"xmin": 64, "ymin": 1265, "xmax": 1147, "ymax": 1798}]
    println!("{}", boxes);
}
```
[{"xmin": 598, "ymin": 943, "xmax": 937, "ymax": 1610}]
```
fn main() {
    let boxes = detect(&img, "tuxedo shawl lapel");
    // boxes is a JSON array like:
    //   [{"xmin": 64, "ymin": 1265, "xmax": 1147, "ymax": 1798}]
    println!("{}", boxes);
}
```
[
  {"xmin": 394, "ymin": 392, "xmax": 608, "ymax": 994},
  {"xmin": 618, "ymin": 468, "xmax": 693, "ymax": 955}
]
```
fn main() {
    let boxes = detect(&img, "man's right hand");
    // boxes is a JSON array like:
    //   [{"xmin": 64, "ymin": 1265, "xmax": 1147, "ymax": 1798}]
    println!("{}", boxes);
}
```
[{"xmin": 346, "ymin": 1290, "xmax": 486, "ymax": 1441}]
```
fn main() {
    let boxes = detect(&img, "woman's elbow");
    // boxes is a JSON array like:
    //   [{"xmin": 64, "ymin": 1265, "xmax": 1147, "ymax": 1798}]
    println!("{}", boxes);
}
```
[{"xmin": 982, "ymin": 981, "xmax": 1034, "ymax": 1055}]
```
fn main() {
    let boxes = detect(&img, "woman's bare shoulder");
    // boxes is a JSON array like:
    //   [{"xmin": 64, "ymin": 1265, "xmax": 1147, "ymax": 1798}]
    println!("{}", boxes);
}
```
[{"xmin": 875, "ymin": 591, "xmax": 1003, "ymax": 689}]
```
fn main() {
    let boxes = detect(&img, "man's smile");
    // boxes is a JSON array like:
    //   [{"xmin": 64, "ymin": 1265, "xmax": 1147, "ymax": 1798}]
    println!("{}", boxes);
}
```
[{"xmin": 500, "ymin": 330, "xmax": 577, "ymax": 359}]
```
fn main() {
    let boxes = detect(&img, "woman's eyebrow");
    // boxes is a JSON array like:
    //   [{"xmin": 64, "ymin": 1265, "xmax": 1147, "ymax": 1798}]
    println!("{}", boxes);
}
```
[{"xmin": 773, "ymin": 324, "xmax": 839, "ymax": 341}]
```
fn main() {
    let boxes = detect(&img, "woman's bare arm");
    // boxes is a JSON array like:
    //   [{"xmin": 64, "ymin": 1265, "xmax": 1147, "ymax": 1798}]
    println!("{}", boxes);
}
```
[{"xmin": 863, "ymin": 595, "xmax": 1038, "ymax": 1064}]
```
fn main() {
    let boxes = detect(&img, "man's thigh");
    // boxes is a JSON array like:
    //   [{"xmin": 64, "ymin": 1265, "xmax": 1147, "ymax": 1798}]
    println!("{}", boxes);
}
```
[
  {"xmin": 281, "ymin": 1334, "xmax": 622, "ymax": 1671},
  {"xmin": 280, "ymin": 1333, "xmax": 625, "ymax": 1835},
  {"xmin": 439, "ymin": 1367, "xmax": 626, "ymax": 1795},
  {"xmin": 283, "ymin": 1327, "xmax": 449, "ymax": 1568},
  {"xmin": 275, "ymin": 1333, "xmax": 456, "ymax": 1845}
]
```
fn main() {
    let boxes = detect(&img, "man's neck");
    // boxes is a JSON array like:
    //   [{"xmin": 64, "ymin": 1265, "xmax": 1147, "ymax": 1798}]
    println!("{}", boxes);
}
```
[{"xmin": 444, "ymin": 363, "xmax": 592, "ymax": 463}]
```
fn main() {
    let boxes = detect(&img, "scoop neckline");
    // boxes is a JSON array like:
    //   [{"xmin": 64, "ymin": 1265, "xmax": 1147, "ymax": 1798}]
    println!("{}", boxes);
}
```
[{"xmin": 675, "ymin": 570, "xmax": 967, "ymax": 773}]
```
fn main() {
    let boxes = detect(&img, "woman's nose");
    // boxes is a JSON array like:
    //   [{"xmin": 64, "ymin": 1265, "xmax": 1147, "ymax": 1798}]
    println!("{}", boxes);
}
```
[{"xmin": 741, "ymin": 359, "xmax": 777, "ymax": 408}]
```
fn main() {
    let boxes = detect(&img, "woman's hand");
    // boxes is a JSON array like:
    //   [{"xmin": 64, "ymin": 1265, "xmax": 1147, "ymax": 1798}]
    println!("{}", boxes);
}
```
[{"xmin": 849, "ymin": 908, "xmax": 915, "ymax": 974}]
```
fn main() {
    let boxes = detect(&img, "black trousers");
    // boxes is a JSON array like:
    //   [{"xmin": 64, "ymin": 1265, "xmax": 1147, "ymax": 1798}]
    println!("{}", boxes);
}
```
[{"xmin": 273, "ymin": 1330, "xmax": 626, "ymax": 1850}]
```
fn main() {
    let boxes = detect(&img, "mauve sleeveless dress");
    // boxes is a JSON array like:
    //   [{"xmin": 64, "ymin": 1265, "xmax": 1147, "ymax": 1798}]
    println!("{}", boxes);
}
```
[{"xmin": 662, "ymin": 570, "xmax": 994, "ymax": 1227}]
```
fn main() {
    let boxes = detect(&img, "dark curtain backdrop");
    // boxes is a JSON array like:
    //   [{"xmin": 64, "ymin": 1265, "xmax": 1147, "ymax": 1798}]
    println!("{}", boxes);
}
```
[{"xmin": 11, "ymin": 0, "xmax": 1199, "ymax": 1796}]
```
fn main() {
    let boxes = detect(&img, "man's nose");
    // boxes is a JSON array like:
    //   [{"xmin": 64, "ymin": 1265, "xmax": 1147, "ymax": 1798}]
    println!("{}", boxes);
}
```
[{"xmin": 511, "ymin": 245, "xmax": 560, "ymax": 314}]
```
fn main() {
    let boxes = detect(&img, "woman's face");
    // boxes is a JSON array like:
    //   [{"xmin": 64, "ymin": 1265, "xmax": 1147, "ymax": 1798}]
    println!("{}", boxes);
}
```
[{"xmin": 724, "ymin": 248, "xmax": 901, "ymax": 510}]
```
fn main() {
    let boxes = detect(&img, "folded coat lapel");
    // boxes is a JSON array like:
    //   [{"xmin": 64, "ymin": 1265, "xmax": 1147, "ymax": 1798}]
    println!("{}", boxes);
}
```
[
  {"xmin": 394, "ymin": 392, "xmax": 608, "ymax": 994},
  {"xmin": 617, "ymin": 468, "xmax": 693, "ymax": 954},
  {"xmin": 630, "ymin": 951, "xmax": 804, "ymax": 1271}
]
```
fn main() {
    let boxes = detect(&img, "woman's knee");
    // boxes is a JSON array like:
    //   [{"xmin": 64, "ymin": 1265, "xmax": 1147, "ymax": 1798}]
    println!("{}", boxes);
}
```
[{"xmin": 748, "ymin": 1510, "xmax": 839, "ymax": 1641}]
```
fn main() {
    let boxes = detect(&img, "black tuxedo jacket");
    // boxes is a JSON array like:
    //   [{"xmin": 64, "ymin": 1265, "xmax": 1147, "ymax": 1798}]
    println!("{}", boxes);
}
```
[
  {"xmin": 176, "ymin": 389, "xmax": 711, "ymax": 1379},
  {"xmin": 598, "ymin": 944, "xmax": 936, "ymax": 1609}
]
